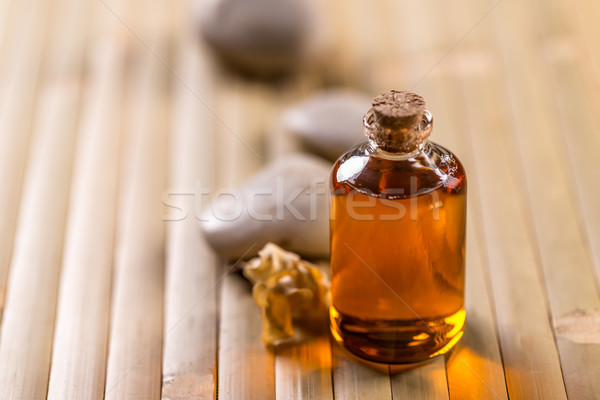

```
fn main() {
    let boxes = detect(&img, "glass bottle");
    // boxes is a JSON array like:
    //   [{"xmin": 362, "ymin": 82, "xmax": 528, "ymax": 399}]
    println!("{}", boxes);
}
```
[{"xmin": 329, "ymin": 90, "xmax": 467, "ymax": 364}]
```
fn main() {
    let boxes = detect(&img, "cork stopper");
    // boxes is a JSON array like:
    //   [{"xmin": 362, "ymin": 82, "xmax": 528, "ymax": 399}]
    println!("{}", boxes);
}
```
[
  {"xmin": 372, "ymin": 90, "xmax": 426, "ymax": 130},
  {"xmin": 365, "ymin": 90, "xmax": 432, "ymax": 153}
]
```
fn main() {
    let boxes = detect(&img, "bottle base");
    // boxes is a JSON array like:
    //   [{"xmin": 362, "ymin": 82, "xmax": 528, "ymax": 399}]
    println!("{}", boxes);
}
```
[{"xmin": 330, "ymin": 306, "xmax": 465, "ymax": 364}]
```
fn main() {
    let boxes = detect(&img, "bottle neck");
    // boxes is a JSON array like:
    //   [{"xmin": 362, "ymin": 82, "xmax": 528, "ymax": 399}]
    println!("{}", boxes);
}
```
[
  {"xmin": 363, "ymin": 108, "xmax": 433, "ymax": 155},
  {"xmin": 367, "ymin": 138, "xmax": 430, "ymax": 160}
]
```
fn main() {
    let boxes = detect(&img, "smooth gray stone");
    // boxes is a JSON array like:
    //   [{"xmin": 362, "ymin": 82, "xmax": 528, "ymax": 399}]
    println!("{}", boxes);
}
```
[
  {"xmin": 200, "ymin": 153, "xmax": 331, "ymax": 260},
  {"xmin": 198, "ymin": 0, "xmax": 310, "ymax": 76},
  {"xmin": 282, "ymin": 89, "xmax": 370, "ymax": 161}
]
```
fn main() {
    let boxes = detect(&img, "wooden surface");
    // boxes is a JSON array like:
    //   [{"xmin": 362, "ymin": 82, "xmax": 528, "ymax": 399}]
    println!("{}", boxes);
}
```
[{"xmin": 0, "ymin": 0, "xmax": 599, "ymax": 398}]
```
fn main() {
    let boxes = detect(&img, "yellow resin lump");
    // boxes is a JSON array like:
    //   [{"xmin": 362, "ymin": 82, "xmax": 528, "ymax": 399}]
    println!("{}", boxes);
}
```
[{"xmin": 243, "ymin": 243, "xmax": 329, "ymax": 345}]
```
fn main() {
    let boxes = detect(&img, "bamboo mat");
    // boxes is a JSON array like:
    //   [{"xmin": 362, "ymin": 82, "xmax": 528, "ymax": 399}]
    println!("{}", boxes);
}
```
[{"xmin": 0, "ymin": 0, "xmax": 599, "ymax": 398}]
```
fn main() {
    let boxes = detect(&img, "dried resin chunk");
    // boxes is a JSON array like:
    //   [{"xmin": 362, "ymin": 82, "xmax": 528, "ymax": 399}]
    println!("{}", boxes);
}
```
[{"xmin": 243, "ymin": 243, "xmax": 329, "ymax": 345}]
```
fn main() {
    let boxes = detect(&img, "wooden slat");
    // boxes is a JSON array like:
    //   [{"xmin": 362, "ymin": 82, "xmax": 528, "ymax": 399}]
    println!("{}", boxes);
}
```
[
  {"xmin": 0, "ymin": 0, "xmax": 49, "ymax": 327},
  {"xmin": 446, "ymin": 220, "xmax": 509, "ymax": 400},
  {"xmin": 573, "ymin": 0, "xmax": 600, "ymax": 86},
  {"xmin": 457, "ymin": 53, "xmax": 567, "ymax": 400},
  {"xmin": 0, "ymin": 0, "xmax": 10, "ymax": 49},
  {"xmin": 555, "ymin": 0, "xmax": 600, "ymax": 291},
  {"xmin": 46, "ymin": 39, "xmax": 124, "ymax": 400},
  {"xmin": 0, "ymin": 62, "xmax": 80, "ymax": 400},
  {"xmin": 103, "ymin": 9, "xmax": 168, "ymax": 398},
  {"xmin": 275, "ymin": 333, "xmax": 333, "ymax": 399},
  {"xmin": 332, "ymin": 343, "xmax": 392, "ymax": 400},
  {"xmin": 219, "ymin": 273, "xmax": 275, "ymax": 399},
  {"xmin": 390, "ymin": 358, "xmax": 449, "ymax": 400},
  {"xmin": 161, "ymin": 16, "xmax": 219, "ymax": 398},
  {"xmin": 215, "ymin": 78, "xmax": 275, "ymax": 400},
  {"xmin": 418, "ymin": 73, "xmax": 509, "ymax": 399}
]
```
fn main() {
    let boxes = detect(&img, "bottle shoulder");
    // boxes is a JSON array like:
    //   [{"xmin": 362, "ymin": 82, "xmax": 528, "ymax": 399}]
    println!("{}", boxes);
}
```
[{"xmin": 331, "ymin": 141, "xmax": 467, "ymax": 199}]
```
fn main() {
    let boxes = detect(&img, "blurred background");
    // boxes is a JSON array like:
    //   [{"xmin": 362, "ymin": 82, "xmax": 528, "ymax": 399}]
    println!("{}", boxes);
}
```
[
  {"xmin": 1, "ymin": 0, "xmax": 600, "ymax": 398},
  {"xmin": 2, "ymin": 0, "xmax": 598, "ymax": 177}
]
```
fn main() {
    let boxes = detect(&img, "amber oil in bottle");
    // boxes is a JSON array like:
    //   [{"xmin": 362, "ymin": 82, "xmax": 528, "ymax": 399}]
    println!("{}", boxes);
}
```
[{"xmin": 329, "ymin": 90, "xmax": 466, "ymax": 364}]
